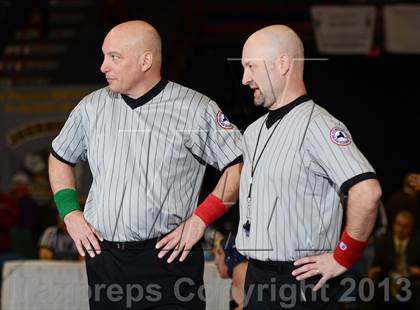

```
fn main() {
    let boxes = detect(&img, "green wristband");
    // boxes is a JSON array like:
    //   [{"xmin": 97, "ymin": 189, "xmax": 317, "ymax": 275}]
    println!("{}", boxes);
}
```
[{"xmin": 54, "ymin": 188, "xmax": 82, "ymax": 220}]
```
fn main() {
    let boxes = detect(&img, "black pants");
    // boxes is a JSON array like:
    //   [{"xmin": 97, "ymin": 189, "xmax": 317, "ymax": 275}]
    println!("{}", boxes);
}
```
[
  {"xmin": 244, "ymin": 259, "xmax": 344, "ymax": 310},
  {"xmin": 85, "ymin": 238, "xmax": 205, "ymax": 310}
]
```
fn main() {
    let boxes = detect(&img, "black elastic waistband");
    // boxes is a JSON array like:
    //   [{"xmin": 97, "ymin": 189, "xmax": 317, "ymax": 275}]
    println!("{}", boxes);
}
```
[
  {"xmin": 102, "ymin": 238, "xmax": 158, "ymax": 250},
  {"xmin": 250, "ymin": 259, "xmax": 296, "ymax": 272}
]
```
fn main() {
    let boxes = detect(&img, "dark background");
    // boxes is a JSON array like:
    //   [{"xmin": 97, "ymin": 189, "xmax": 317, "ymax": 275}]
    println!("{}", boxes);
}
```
[{"xmin": 1, "ymin": 0, "xmax": 419, "ymax": 200}]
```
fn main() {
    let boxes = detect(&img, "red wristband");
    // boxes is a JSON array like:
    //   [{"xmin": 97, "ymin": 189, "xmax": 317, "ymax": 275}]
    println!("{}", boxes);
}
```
[
  {"xmin": 333, "ymin": 231, "xmax": 368, "ymax": 269},
  {"xmin": 194, "ymin": 194, "xmax": 228, "ymax": 226}
]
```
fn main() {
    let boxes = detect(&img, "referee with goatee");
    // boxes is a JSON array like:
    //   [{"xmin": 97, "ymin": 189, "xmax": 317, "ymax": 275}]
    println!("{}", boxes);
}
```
[{"xmin": 160, "ymin": 25, "xmax": 382, "ymax": 309}]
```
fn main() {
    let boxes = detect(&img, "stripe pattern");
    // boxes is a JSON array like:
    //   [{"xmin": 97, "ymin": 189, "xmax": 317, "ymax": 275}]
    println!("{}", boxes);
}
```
[
  {"xmin": 236, "ymin": 100, "xmax": 375, "ymax": 261},
  {"xmin": 52, "ymin": 81, "xmax": 242, "ymax": 241}
]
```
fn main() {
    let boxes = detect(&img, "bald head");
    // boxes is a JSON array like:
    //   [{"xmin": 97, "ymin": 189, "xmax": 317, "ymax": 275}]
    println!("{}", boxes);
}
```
[
  {"xmin": 100, "ymin": 20, "xmax": 162, "ymax": 98},
  {"xmin": 106, "ymin": 20, "xmax": 162, "ymax": 64},
  {"xmin": 245, "ymin": 25, "xmax": 304, "ymax": 72},
  {"xmin": 242, "ymin": 25, "xmax": 306, "ymax": 109}
]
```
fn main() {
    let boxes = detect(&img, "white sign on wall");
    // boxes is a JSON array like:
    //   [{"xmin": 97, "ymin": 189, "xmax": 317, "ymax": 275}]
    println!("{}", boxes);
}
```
[
  {"xmin": 384, "ymin": 5, "xmax": 420, "ymax": 54},
  {"xmin": 311, "ymin": 5, "xmax": 376, "ymax": 55}
]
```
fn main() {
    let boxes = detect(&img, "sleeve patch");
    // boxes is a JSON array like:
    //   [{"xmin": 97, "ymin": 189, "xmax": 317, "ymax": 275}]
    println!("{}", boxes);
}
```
[
  {"xmin": 216, "ymin": 111, "xmax": 234, "ymax": 129},
  {"xmin": 330, "ymin": 127, "xmax": 352, "ymax": 146}
]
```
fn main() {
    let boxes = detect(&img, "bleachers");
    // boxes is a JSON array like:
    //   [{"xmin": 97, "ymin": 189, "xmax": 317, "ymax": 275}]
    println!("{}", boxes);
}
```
[{"xmin": 0, "ymin": 0, "xmax": 93, "ymax": 87}]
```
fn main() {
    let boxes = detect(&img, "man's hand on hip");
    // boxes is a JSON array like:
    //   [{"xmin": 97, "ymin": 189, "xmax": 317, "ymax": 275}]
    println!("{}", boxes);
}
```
[
  {"xmin": 156, "ymin": 214, "xmax": 206, "ymax": 263},
  {"xmin": 292, "ymin": 253, "xmax": 347, "ymax": 291},
  {"xmin": 64, "ymin": 210, "xmax": 103, "ymax": 258}
]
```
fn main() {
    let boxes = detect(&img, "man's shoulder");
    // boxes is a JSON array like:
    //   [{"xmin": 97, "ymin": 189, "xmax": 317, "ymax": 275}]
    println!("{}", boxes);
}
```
[
  {"xmin": 307, "ymin": 100, "xmax": 338, "ymax": 121},
  {"xmin": 166, "ymin": 81, "xmax": 212, "ymax": 108},
  {"xmin": 244, "ymin": 114, "xmax": 267, "ymax": 136},
  {"xmin": 83, "ymin": 86, "xmax": 115, "ymax": 103},
  {"xmin": 71, "ymin": 87, "xmax": 116, "ymax": 114},
  {"xmin": 307, "ymin": 103, "xmax": 345, "ymax": 127}
]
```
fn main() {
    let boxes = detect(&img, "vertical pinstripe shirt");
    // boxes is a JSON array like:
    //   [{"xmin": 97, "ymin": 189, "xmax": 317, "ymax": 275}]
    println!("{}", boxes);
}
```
[
  {"xmin": 236, "ymin": 96, "xmax": 376, "ymax": 261},
  {"xmin": 51, "ymin": 80, "xmax": 242, "ymax": 241}
]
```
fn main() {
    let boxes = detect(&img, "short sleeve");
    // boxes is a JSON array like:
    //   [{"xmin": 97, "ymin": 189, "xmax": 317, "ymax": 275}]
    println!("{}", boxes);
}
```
[
  {"xmin": 51, "ymin": 101, "xmax": 87, "ymax": 166},
  {"xmin": 185, "ymin": 100, "xmax": 242, "ymax": 171},
  {"xmin": 305, "ymin": 113, "xmax": 376, "ymax": 193}
]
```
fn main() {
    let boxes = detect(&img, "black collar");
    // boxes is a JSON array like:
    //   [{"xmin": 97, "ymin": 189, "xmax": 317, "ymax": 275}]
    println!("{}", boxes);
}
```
[
  {"xmin": 266, "ymin": 94, "xmax": 310, "ymax": 128},
  {"xmin": 121, "ymin": 79, "xmax": 168, "ymax": 109}
]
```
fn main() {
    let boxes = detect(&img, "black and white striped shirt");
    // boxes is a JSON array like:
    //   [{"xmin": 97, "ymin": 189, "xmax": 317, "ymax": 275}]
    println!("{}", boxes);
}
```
[
  {"xmin": 236, "ymin": 96, "xmax": 376, "ymax": 261},
  {"xmin": 51, "ymin": 80, "xmax": 242, "ymax": 241}
]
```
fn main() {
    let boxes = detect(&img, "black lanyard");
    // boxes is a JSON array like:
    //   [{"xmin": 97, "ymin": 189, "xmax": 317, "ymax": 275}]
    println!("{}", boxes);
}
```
[
  {"xmin": 243, "ymin": 116, "xmax": 283, "ymax": 236},
  {"xmin": 247, "ymin": 116, "xmax": 283, "ymax": 200}
]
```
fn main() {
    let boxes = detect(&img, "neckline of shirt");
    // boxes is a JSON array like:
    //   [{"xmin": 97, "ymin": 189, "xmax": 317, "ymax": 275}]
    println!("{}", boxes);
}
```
[
  {"xmin": 265, "ymin": 94, "xmax": 311, "ymax": 129},
  {"xmin": 121, "ymin": 79, "xmax": 169, "ymax": 109}
]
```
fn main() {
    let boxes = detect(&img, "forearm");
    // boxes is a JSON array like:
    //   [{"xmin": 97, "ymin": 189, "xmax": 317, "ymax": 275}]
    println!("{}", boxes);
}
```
[
  {"xmin": 211, "ymin": 162, "xmax": 242, "ymax": 206},
  {"xmin": 344, "ymin": 178, "xmax": 382, "ymax": 241},
  {"xmin": 194, "ymin": 162, "xmax": 242, "ymax": 226},
  {"xmin": 49, "ymin": 154, "xmax": 82, "ymax": 220},
  {"xmin": 48, "ymin": 154, "xmax": 76, "ymax": 193},
  {"xmin": 231, "ymin": 262, "xmax": 247, "ymax": 308}
]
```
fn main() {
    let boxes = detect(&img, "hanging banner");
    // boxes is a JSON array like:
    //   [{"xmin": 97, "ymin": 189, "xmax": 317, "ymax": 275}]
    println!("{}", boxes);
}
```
[
  {"xmin": 384, "ymin": 5, "xmax": 420, "ymax": 54},
  {"xmin": 311, "ymin": 5, "xmax": 376, "ymax": 55},
  {"xmin": 0, "ymin": 86, "xmax": 98, "ymax": 203}
]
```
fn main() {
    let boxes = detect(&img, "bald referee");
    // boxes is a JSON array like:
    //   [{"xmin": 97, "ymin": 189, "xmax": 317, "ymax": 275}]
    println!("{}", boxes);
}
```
[
  {"xmin": 160, "ymin": 25, "xmax": 383, "ymax": 309},
  {"xmin": 236, "ymin": 25, "xmax": 382, "ymax": 309},
  {"xmin": 48, "ymin": 20, "xmax": 242, "ymax": 310}
]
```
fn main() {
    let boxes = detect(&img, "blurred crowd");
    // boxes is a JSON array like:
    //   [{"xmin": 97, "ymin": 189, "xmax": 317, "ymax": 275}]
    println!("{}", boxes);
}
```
[
  {"xmin": 1, "ymin": 172, "xmax": 419, "ymax": 310},
  {"xmin": 0, "ymin": 178, "xmax": 82, "ymax": 264}
]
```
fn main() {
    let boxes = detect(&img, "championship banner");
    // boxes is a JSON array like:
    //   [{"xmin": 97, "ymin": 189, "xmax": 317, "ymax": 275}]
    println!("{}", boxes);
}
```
[
  {"xmin": 384, "ymin": 5, "xmax": 420, "ymax": 54},
  {"xmin": 311, "ymin": 5, "xmax": 376, "ymax": 55},
  {"xmin": 0, "ymin": 86, "xmax": 98, "ymax": 203}
]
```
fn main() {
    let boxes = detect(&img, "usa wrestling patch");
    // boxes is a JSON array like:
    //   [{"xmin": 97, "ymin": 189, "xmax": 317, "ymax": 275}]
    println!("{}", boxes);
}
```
[
  {"xmin": 330, "ymin": 127, "xmax": 351, "ymax": 146},
  {"xmin": 216, "ymin": 111, "xmax": 234, "ymax": 129}
]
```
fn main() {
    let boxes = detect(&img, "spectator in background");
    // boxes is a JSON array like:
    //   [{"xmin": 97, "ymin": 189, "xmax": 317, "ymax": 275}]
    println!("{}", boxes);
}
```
[
  {"xmin": 0, "ymin": 182, "xmax": 19, "ymax": 253},
  {"xmin": 408, "ymin": 173, "xmax": 420, "ymax": 227},
  {"xmin": 385, "ymin": 173, "xmax": 419, "ymax": 231},
  {"xmin": 368, "ymin": 210, "xmax": 420, "ymax": 309},
  {"xmin": 408, "ymin": 173, "xmax": 420, "ymax": 192},
  {"xmin": 33, "ymin": 195, "xmax": 59, "ymax": 247},
  {"xmin": 38, "ymin": 214, "xmax": 79, "ymax": 261},
  {"xmin": 0, "ymin": 181, "xmax": 22, "ymax": 288},
  {"xmin": 10, "ymin": 172, "xmax": 38, "ymax": 234},
  {"xmin": 214, "ymin": 232, "xmax": 248, "ymax": 310}
]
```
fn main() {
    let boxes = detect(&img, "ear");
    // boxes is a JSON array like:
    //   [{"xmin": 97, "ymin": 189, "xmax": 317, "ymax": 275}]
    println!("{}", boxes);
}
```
[
  {"xmin": 277, "ymin": 53, "xmax": 291, "ymax": 76},
  {"xmin": 139, "ymin": 51, "xmax": 153, "ymax": 72}
]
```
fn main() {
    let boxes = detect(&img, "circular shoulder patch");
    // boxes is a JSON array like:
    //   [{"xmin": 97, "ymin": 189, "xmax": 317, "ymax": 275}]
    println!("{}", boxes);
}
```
[
  {"xmin": 339, "ymin": 241, "xmax": 347, "ymax": 251},
  {"xmin": 330, "ymin": 127, "xmax": 351, "ymax": 146},
  {"xmin": 216, "ymin": 111, "xmax": 234, "ymax": 129}
]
